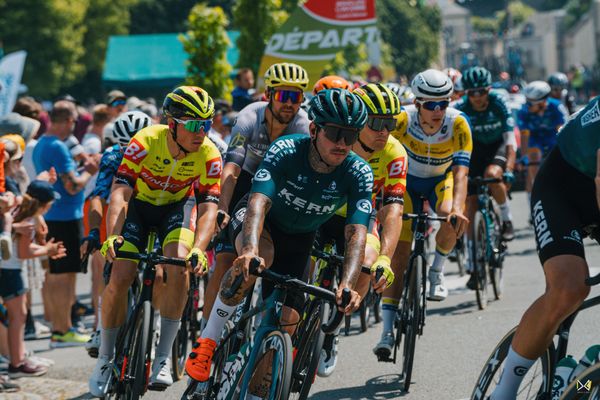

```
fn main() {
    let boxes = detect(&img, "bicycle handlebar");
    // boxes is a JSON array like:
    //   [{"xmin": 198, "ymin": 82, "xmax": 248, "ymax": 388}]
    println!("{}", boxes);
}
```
[
  {"xmin": 113, "ymin": 240, "xmax": 197, "ymax": 269},
  {"xmin": 586, "ymin": 272, "xmax": 600, "ymax": 286},
  {"xmin": 469, "ymin": 176, "xmax": 503, "ymax": 185},
  {"xmin": 402, "ymin": 213, "xmax": 448, "ymax": 223}
]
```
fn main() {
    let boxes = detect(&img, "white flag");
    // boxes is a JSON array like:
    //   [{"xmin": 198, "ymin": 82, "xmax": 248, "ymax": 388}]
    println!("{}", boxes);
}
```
[{"xmin": 0, "ymin": 51, "xmax": 27, "ymax": 117}]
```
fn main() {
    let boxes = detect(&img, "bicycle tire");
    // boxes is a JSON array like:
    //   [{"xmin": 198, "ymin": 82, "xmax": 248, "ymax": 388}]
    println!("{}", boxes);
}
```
[
  {"xmin": 232, "ymin": 330, "xmax": 293, "ymax": 400},
  {"xmin": 472, "ymin": 211, "xmax": 489, "ymax": 310},
  {"xmin": 560, "ymin": 362, "xmax": 600, "ymax": 399},
  {"xmin": 120, "ymin": 300, "xmax": 152, "ymax": 400},
  {"xmin": 289, "ymin": 300, "xmax": 329, "ymax": 399},
  {"xmin": 489, "ymin": 201, "xmax": 504, "ymax": 300},
  {"xmin": 360, "ymin": 294, "xmax": 369, "ymax": 333},
  {"xmin": 172, "ymin": 297, "xmax": 194, "ymax": 381},
  {"xmin": 470, "ymin": 326, "xmax": 554, "ymax": 400},
  {"xmin": 401, "ymin": 255, "xmax": 422, "ymax": 392},
  {"xmin": 455, "ymin": 235, "xmax": 467, "ymax": 277},
  {"xmin": 373, "ymin": 295, "xmax": 381, "ymax": 324}
]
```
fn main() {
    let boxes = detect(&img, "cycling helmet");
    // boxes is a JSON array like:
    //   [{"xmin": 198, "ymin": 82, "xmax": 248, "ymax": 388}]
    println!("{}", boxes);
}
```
[
  {"xmin": 308, "ymin": 88, "xmax": 367, "ymax": 130},
  {"xmin": 454, "ymin": 77, "xmax": 464, "ymax": 92},
  {"xmin": 264, "ymin": 63, "xmax": 309, "ymax": 91},
  {"xmin": 108, "ymin": 111, "xmax": 152, "ymax": 147},
  {"xmin": 385, "ymin": 83, "xmax": 415, "ymax": 105},
  {"xmin": 443, "ymin": 68, "xmax": 462, "ymax": 84},
  {"xmin": 163, "ymin": 86, "xmax": 215, "ymax": 119},
  {"xmin": 462, "ymin": 66, "xmax": 492, "ymax": 90},
  {"xmin": 523, "ymin": 81, "xmax": 551, "ymax": 102},
  {"xmin": 411, "ymin": 69, "xmax": 453, "ymax": 100},
  {"xmin": 312, "ymin": 75, "xmax": 352, "ymax": 95},
  {"xmin": 547, "ymin": 72, "xmax": 569, "ymax": 89},
  {"xmin": 353, "ymin": 83, "xmax": 401, "ymax": 116}
]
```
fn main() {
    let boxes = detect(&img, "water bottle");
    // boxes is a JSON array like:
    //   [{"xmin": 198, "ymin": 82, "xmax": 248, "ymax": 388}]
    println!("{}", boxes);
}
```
[
  {"xmin": 552, "ymin": 355, "xmax": 577, "ymax": 400},
  {"xmin": 572, "ymin": 344, "xmax": 600, "ymax": 380}
]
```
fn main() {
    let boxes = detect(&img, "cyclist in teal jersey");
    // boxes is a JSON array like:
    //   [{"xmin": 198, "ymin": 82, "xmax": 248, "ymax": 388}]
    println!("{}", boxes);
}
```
[
  {"xmin": 489, "ymin": 97, "xmax": 600, "ymax": 399},
  {"xmin": 185, "ymin": 89, "xmax": 374, "ymax": 397}
]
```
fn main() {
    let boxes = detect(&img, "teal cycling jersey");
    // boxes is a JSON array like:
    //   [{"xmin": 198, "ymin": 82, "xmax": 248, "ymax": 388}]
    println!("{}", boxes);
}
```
[
  {"xmin": 557, "ymin": 96, "xmax": 600, "ymax": 179},
  {"xmin": 251, "ymin": 134, "xmax": 374, "ymax": 234},
  {"xmin": 454, "ymin": 91, "xmax": 514, "ymax": 145}
]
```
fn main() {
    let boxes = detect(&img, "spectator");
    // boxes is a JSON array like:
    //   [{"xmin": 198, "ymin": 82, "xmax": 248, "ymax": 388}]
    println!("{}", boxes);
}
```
[
  {"xmin": 55, "ymin": 95, "xmax": 92, "ymax": 142},
  {"xmin": 231, "ymin": 68, "xmax": 257, "ymax": 111},
  {"xmin": 102, "ymin": 90, "xmax": 127, "ymax": 145},
  {"xmin": 210, "ymin": 100, "xmax": 234, "ymax": 144},
  {"xmin": 13, "ymin": 97, "xmax": 48, "ymax": 138},
  {"xmin": 0, "ymin": 112, "xmax": 40, "ymax": 143},
  {"xmin": 82, "ymin": 104, "xmax": 110, "ymax": 155},
  {"xmin": 32, "ymin": 100, "xmax": 98, "ymax": 348}
]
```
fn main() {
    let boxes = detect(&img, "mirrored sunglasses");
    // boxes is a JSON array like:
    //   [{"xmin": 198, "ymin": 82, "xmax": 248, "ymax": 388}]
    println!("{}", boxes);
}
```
[
  {"xmin": 273, "ymin": 89, "xmax": 303, "ymax": 104},
  {"xmin": 110, "ymin": 99, "xmax": 126, "ymax": 107},
  {"xmin": 367, "ymin": 117, "xmax": 397, "ymax": 132},
  {"xmin": 417, "ymin": 100, "xmax": 450, "ymax": 111},
  {"xmin": 318, "ymin": 124, "xmax": 360, "ymax": 146},
  {"xmin": 466, "ymin": 88, "xmax": 489, "ymax": 97},
  {"xmin": 173, "ymin": 117, "xmax": 212, "ymax": 133}
]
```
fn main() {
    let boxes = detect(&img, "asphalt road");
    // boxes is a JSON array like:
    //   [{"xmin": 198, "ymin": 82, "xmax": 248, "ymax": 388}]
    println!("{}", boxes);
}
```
[{"xmin": 8, "ymin": 192, "xmax": 600, "ymax": 400}]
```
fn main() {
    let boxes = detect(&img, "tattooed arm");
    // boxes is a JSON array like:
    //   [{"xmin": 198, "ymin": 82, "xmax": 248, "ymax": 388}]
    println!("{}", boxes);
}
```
[
  {"xmin": 341, "ymin": 223, "xmax": 367, "ymax": 288},
  {"xmin": 59, "ymin": 170, "xmax": 93, "ymax": 195}
]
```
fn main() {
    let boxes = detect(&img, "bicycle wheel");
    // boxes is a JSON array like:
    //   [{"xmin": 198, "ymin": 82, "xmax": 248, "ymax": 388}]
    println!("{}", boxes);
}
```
[
  {"xmin": 232, "ymin": 330, "xmax": 293, "ymax": 400},
  {"xmin": 289, "ymin": 300, "xmax": 329, "ymax": 399},
  {"xmin": 455, "ymin": 235, "xmax": 467, "ymax": 277},
  {"xmin": 173, "ymin": 295, "xmax": 196, "ymax": 381},
  {"xmin": 560, "ymin": 362, "xmax": 600, "ymax": 399},
  {"xmin": 472, "ymin": 211, "xmax": 489, "ymax": 310},
  {"xmin": 119, "ymin": 301, "xmax": 152, "ymax": 399},
  {"xmin": 360, "ymin": 291, "xmax": 370, "ymax": 333},
  {"xmin": 470, "ymin": 327, "xmax": 554, "ymax": 400},
  {"xmin": 488, "ymin": 201, "xmax": 504, "ymax": 300},
  {"xmin": 400, "ymin": 255, "xmax": 422, "ymax": 392}
]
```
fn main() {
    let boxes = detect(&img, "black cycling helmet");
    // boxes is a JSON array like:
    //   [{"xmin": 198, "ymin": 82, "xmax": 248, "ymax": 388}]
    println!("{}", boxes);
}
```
[
  {"xmin": 308, "ymin": 88, "xmax": 367, "ymax": 130},
  {"xmin": 462, "ymin": 66, "xmax": 492, "ymax": 90}
]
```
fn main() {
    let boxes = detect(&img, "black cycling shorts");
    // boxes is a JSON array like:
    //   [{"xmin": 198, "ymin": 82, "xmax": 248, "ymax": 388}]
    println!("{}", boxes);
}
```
[
  {"xmin": 229, "ymin": 194, "xmax": 315, "ymax": 313},
  {"xmin": 468, "ymin": 140, "xmax": 507, "ymax": 195},
  {"xmin": 120, "ymin": 197, "xmax": 196, "ymax": 253},
  {"xmin": 531, "ymin": 147, "xmax": 600, "ymax": 264}
]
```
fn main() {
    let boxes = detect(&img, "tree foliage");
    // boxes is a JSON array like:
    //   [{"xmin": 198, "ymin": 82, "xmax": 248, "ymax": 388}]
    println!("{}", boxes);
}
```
[
  {"xmin": 471, "ymin": 1, "xmax": 535, "ymax": 35},
  {"xmin": 377, "ymin": 0, "xmax": 440, "ymax": 78},
  {"xmin": 129, "ymin": 0, "xmax": 196, "ymax": 34},
  {"xmin": 233, "ymin": 0, "xmax": 289, "ymax": 74},
  {"xmin": 181, "ymin": 4, "xmax": 232, "ymax": 100},
  {"xmin": 563, "ymin": 0, "xmax": 593, "ymax": 30}
]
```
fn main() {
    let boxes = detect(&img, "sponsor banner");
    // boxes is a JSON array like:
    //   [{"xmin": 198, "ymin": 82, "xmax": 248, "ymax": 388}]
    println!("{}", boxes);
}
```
[
  {"xmin": 258, "ymin": 0, "xmax": 378, "ymax": 89},
  {"xmin": 0, "ymin": 51, "xmax": 27, "ymax": 117}
]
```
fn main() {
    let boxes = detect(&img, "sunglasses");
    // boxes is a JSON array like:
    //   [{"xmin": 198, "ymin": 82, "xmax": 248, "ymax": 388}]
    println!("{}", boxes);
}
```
[
  {"xmin": 110, "ymin": 99, "xmax": 126, "ymax": 107},
  {"xmin": 417, "ymin": 100, "xmax": 450, "ymax": 111},
  {"xmin": 467, "ymin": 88, "xmax": 489, "ymax": 97},
  {"xmin": 272, "ymin": 89, "xmax": 303, "ymax": 104},
  {"xmin": 550, "ymin": 86, "xmax": 563, "ymax": 91},
  {"xmin": 318, "ymin": 124, "xmax": 360, "ymax": 146},
  {"xmin": 526, "ymin": 99, "xmax": 546, "ymax": 107},
  {"xmin": 173, "ymin": 117, "xmax": 212, "ymax": 133},
  {"xmin": 367, "ymin": 117, "xmax": 397, "ymax": 132}
]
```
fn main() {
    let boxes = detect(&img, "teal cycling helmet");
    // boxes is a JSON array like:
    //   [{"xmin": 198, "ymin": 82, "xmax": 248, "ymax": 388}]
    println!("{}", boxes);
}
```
[
  {"xmin": 308, "ymin": 88, "xmax": 367, "ymax": 130},
  {"xmin": 462, "ymin": 66, "xmax": 492, "ymax": 90}
]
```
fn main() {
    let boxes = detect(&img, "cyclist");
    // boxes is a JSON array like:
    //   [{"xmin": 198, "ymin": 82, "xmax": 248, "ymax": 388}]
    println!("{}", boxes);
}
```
[
  {"xmin": 443, "ymin": 67, "xmax": 463, "ymax": 102},
  {"xmin": 203, "ymin": 62, "xmax": 310, "ymax": 330},
  {"xmin": 385, "ymin": 82, "xmax": 415, "ymax": 106},
  {"xmin": 374, "ymin": 69, "xmax": 471, "ymax": 357},
  {"xmin": 81, "ymin": 111, "xmax": 153, "ymax": 357},
  {"xmin": 487, "ymin": 96, "xmax": 600, "ymax": 399},
  {"xmin": 312, "ymin": 75, "xmax": 352, "ymax": 95},
  {"xmin": 454, "ymin": 67, "xmax": 517, "ymax": 267},
  {"xmin": 548, "ymin": 72, "xmax": 575, "ymax": 115},
  {"xmin": 88, "ymin": 86, "xmax": 221, "ymax": 396},
  {"xmin": 316, "ymin": 83, "xmax": 407, "ymax": 376},
  {"xmin": 518, "ymin": 80, "xmax": 568, "ymax": 208},
  {"xmin": 185, "ymin": 89, "xmax": 373, "ymax": 397}
]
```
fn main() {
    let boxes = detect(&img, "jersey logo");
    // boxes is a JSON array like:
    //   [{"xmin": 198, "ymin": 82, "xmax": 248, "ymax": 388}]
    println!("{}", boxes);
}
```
[
  {"xmin": 206, "ymin": 158, "xmax": 222, "ymax": 178},
  {"xmin": 356, "ymin": 199, "xmax": 373, "ymax": 214},
  {"xmin": 123, "ymin": 138, "xmax": 148, "ymax": 165},
  {"xmin": 581, "ymin": 101, "xmax": 600, "ymax": 127},
  {"xmin": 387, "ymin": 158, "xmax": 407, "ymax": 178},
  {"xmin": 254, "ymin": 169, "xmax": 271, "ymax": 182}
]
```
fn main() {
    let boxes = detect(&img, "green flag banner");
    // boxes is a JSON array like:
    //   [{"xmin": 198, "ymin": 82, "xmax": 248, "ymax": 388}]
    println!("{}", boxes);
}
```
[{"xmin": 257, "ymin": 0, "xmax": 378, "ymax": 90}]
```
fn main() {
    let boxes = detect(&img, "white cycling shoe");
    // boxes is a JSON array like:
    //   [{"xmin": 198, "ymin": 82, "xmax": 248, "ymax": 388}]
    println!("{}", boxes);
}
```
[
  {"xmin": 88, "ymin": 355, "xmax": 111, "ymax": 398},
  {"xmin": 148, "ymin": 355, "xmax": 172, "ymax": 390},
  {"xmin": 317, "ymin": 335, "xmax": 339, "ymax": 377},
  {"xmin": 85, "ymin": 330, "xmax": 101, "ymax": 358},
  {"xmin": 428, "ymin": 270, "xmax": 448, "ymax": 301}
]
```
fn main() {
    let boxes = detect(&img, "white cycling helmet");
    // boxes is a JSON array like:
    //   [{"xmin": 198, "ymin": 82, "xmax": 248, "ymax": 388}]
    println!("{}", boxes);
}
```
[
  {"xmin": 106, "ymin": 110, "xmax": 152, "ymax": 147},
  {"xmin": 385, "ymin": 82, "xmax": 416, "ymax": 106},
  {"xmin": 411, "ymin": 69, "xmax": 453, "ymax": 100},
  {"xmin": 523, "ymin": 81, "xmax": 551, "ymax": 102}
]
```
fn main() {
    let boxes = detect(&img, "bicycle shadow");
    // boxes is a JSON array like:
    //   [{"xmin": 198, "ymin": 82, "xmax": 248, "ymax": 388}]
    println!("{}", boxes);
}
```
[
  {"xmin": 309, "ymin": 374, "xmax": 408, "ymax": 399},
  {"xmin": 426, "ymin": 300, "xmax": 481, "ymax": 316},
  {"xmin": 507, "ymin": 248, "xmax": 537, "ymax": 257}
]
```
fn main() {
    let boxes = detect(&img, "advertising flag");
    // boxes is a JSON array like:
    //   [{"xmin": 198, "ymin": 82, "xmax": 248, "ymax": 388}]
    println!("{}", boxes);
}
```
[{"xmin": 0, "ymin": 51, "xmax": 27, "ymax": 117}]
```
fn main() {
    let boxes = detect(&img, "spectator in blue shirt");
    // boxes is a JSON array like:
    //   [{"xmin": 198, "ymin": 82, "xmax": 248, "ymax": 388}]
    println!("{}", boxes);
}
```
[{"xmin": 231, "ymin": 68, "xmax": 257, "ymax": 111}]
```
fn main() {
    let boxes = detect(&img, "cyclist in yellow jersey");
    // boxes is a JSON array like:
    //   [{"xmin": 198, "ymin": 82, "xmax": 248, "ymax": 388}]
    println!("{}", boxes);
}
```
[
  {"xmin": 376, "ymin": 70, "xmax": 471, "ymax": 355},
  {"xmin": 315, "ymin": 83, "xmax": 407, "ymax": 376},
  {"xmin": 89, "ymin": 86, "xmax": 221, "ymax": 397}
]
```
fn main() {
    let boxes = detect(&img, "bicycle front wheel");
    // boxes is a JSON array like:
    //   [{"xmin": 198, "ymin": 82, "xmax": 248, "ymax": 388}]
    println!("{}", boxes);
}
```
[
  {"xmin": 400, "ymin": 254, "xmax": 422, "ymax": 392},
  {"xmin": 172, "ymin": 294, "xmax": 196, "ymax": 381},
  {"xmin": 489, "ymin": 201, "xmax": 504, "ymax": 300},
  {"xmin": 472, "ymin": 211, "xmax": 489, "ymax": 310},
  {"xmin": 560, "ymin": 362, "xmax": 600, "ymax": 399},
  {"xmin": 120, "ymin": 300, "xmax": 152, "ymax": 400},
  {"xmin": 470, "ymin": 327, "xmax": 554, "ymax": 399}
]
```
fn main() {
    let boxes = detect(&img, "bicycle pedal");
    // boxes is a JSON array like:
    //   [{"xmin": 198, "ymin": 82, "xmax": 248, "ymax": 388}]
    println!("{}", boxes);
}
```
[
  {"xmin": 147, "ymin": 383, "xmax": 168, "ymax": 391},
  {"xmin": 376, "ymin": 353, "xmax": 393, "ymax": 363}
]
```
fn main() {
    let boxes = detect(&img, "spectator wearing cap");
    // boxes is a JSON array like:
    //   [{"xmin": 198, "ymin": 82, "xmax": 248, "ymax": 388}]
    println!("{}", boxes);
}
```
[
  {"xmin": 0, "ymin": 180, "xmax": 65, "ymax": 378},
  {"xmin": 231, "ymin": 68, "xmax": 258, "ymax": 111},
  {"xmin": 102, "ymin": 90, "xmax": 127, "ymax": 145},
  {"xmin": 32, "ymin": 100, "xmax": 99, "ymax": 348}
]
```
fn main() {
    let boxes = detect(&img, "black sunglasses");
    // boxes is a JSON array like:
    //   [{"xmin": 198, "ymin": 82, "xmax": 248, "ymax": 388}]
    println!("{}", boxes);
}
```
[
  {"xmin": 367, "ymin": 117, "xmax": 396, "ymax": 132},
  {"xmin": 317, "ymin": 124, "xmax": 360, "ymax": 146},
  {"xmin": 466, "ymin": 88, "xmax": 489, "ymax": 97}
]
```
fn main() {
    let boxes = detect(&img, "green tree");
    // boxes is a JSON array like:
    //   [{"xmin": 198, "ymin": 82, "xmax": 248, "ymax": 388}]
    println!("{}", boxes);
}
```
[
  {"xmin": 181, "ymin": 4, "xmax": 232, "ymax": 100},
  {"xmin": 233, "ymin": 0, "xmax": 289, "ymax": 74},
  {"xmin": 0, "ymin": 0, "xmax": 88, "ymax": 98},
  {"xmin": 129, "ymin": 0, "xmax": 197, "ymax": 34},
  {"xmin": 377, "ymin": 0, "xmax": 440, "ymax": 78}
]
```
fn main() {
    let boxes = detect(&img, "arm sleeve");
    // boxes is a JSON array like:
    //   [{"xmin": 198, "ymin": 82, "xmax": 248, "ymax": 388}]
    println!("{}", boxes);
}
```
[
  {"xmin": 452, "ymin": 115, "xmax": 473, "ymax": 167},
  {"xmin": 345, "ymin": 161, "xmax": 375, "ymax": 227},
  {"xmin": 498, "ymin": 98, "xmax": 517, "ymax": 150},
  {"xmin": 114, "ymin": 132, "xmax": 149, "ymax": 188},
  {"xmin": 556, "ymin": 103, "xmax": 569, "ymax": 126},
  {"xmin": 382, "ymin": 142, "xmax": 408, "ymax": 206},
  {"xmin": 224, "ymin": 109, "xmax": 256, "ymax": 167}
]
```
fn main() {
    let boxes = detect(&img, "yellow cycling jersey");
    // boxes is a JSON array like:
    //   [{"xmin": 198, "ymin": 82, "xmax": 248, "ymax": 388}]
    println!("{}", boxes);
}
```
[
  {"xmin": 391, "ymin": 105, "xmax": 472, "ymax": 178},
  {"xmin": 115, "ymin": 125, "xmax": 222, "ymax": 206},
  {"xmin": 336, "ymin": 135, "xmax": 408, "ymax": 217}
]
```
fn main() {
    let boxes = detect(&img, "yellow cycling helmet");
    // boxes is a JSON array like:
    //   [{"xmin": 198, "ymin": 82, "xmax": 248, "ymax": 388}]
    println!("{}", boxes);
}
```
[
  {"xmin": 1, "ymin": 134, "xmax": 26, "ymax": 152},
  {"xmin": 353, "ymin": 83, "xmax": 401, "ymax": 116},
  {"xmin": 163, "ymin": 86, "xmax": 215, "ymax": 119},
  {"xmin": 264, "ymin": 63, "xmax": 309, "ymax": 91}
]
